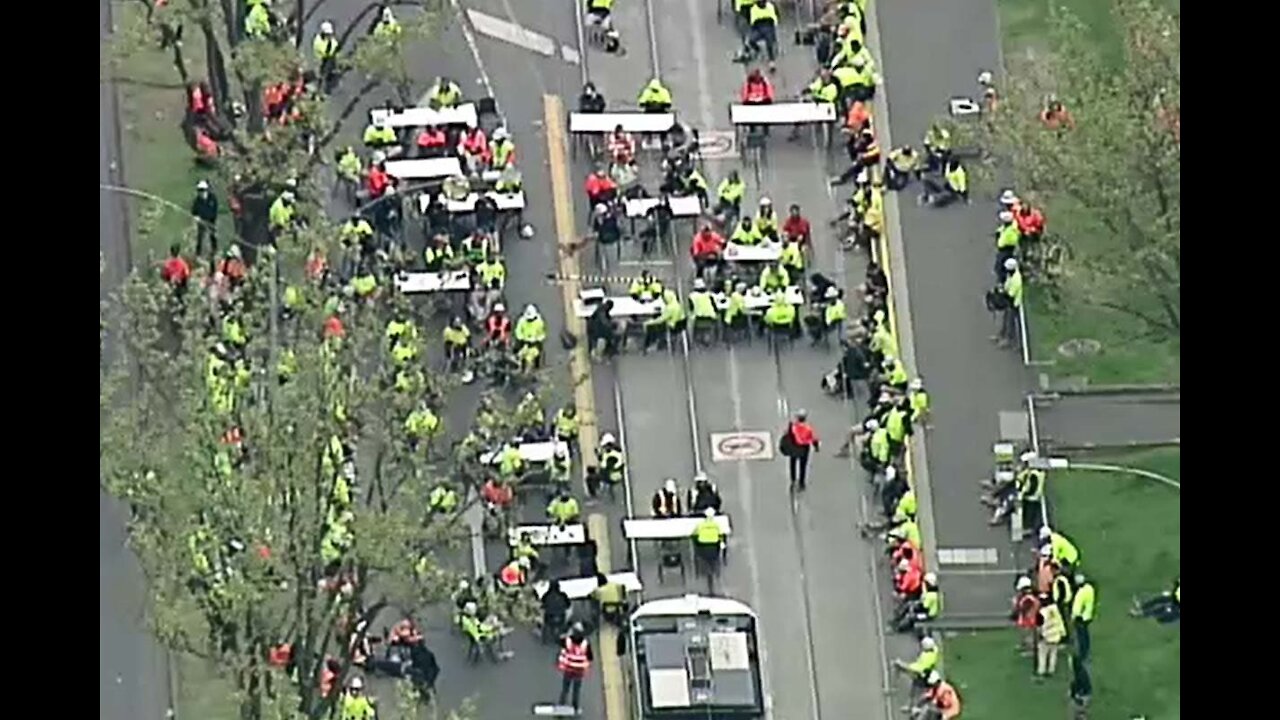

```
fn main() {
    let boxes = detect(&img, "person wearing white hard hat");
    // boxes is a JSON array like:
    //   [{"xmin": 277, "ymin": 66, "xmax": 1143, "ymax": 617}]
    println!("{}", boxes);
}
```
[
  {"xmin": 894, "ymin": 635, "xmax": 940, "ymax": 688},
  {"xmin": 514, "ymin": 304, "xmax": 547, "ymax": 366},
  {"xmin": 995, "ymin": 257, "xmax": 1023, "ymax": 347},
  {"xmin": 490, "ymin": 127, "xmax": 517, "ymax": 169},
  {"xmin": 190, "ymin": 180, "xmax": 219, "ymax": 259},
  {"xmin": 313, "ymin": 21, "xmax": 339, "ymax": 87},
  {"xmin": 594, "ymin": 433, "xmax": 626, "ymax": 500},
  {"xmin": 995, "ymin": 208, "xmax": 1021, "ymax": 276},
  {"xmin": 687, "ymin": 472, "xmax": 722, "ymax": 515},
  {"xmin": 340, "ymin": 675, "xmax": 376, "ymax": 719},
  {"xmin": 755, "ymin": 196, "xmax": 780, "ymax": 241},
  {"xmin": 688, "ymin": 277, "xmax": 719, "ymax": 346},
  {"xmin": 373, "ymin": 6, "xmax": 402, "ymax": 38},
  {"xmin": 1011, "ymin": 574, "xmax": 1041, "ymax": 653},
  {"xmin": 651, "ymin": 477, "xmax": 684, "ymax": 518},
  {"xmin": 910, "ymin": 670, "xmax": 962, "ymax": 719},
  {"xmin": 893, "ymin": 571, "xmax": 942, "ymax": 633},
  {"xmin": 1039, "ymin": 525, "xmax": 1081, "ymax": 570},
  {"xmin": 692, "ymin": 506, "xmax": 724, "ymax": 579}
]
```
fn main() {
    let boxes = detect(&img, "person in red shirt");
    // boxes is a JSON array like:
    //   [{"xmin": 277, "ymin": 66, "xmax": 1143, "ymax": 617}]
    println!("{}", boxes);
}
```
[
  {"xmin": 607, "ymin": 125, "xmax": 636, "ymax": 166},
  {"xmin": 216, "ymin": 245, "xmax": 247, "ymax": 287},
  {"xmin": 365, "ymin": 161, "xmax": 391, "ymax": 199},
  {"xmin": 1014, "ymin": 202, "xmax": 1045, "ymax": 244},
  {"xmin": 323, "ymin": 315, "xmax": 345, "ymax": 341},
  {"xmin": 415, "ymin": 125, "xmax": 448, "ymax": 157},
  {"xmin": 690, "ymin": 223, "xmax": 726, "ymax": 278},
  {"xmin": 584, "ymin": 169, "xmax": 618, "ymax": 207},
  {"xmin": 782, "ymin": 204, "xmax": 812, "ymax": 247},
  {"xmin": 845, "ymin": 100, "xmax": 872, "ymax": 135},
  {"xmin": 783, "ymin": 410, "xmax": 820, "ymax": 491},
  {"xmin": 740, "ymin": 68, "xmax": 774, "ymax": 105},
  {"xmin": 160, "ymin": 244, "xmax": 191, "ymax": 289},
  {"xmin": 458, "ymin": 126, "xmax": 491, "ymax": 167}
]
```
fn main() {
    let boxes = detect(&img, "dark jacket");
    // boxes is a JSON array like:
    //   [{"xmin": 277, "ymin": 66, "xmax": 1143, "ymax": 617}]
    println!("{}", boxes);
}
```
[{"xmin": 191, "ymin": 192, "xmax": 219, "ymax": 223}]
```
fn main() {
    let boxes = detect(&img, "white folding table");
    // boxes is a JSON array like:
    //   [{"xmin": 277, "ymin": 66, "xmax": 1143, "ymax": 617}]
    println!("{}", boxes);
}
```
[
  {"xmin": 574, "ymin": 295, "xmax": 664, "ymax": 319},
  {"xmin": 729, "ymin": 102, "xmax": 837, "ymax": 126},
  {"xmin": 508, "ymin": 523, "xmax": 587, "ymax": 547},
  {"xmin": 533, "ymin": 571, "xmax": 643, "ymax": 600},
  {"xmin": 370, "ymin": 104, "xmax": 479, "ymax": 129},
  {"xmin": 723, "ymin": 242, "xmax": 783, "ymax": 263},
  {"xmin": 623, "ymin": 515, "xmax": 734, "ymax": 540},
  {"xmin": 480, "ymin": 440, "xmax": 570, "ymax": 466},
  {"xmin": 418, "ymin": 191, "xmax": 527, "ymax": 214},
  {"xmin": 624, "ymin": 195, "xmax": 703, "ymax": 219},
  {"xmin": 384, "ymin": 157, "xmax": 464, "ymax": 181},
  {"xmin": 715, "ymin": 286, "xmax": 804, "ymax": 311},
  {"xmin": 569, "ymin": 112, "xmax": 677, "ymax": 134},
  {"xmin": 394, "ymin": 271, "xmax": 471, "ymax": 294}
]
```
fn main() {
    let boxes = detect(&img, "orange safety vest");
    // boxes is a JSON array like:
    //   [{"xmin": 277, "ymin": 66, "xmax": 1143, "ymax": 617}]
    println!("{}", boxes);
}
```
[
  {"xmin": 931, "ymin": 681, "xmax": 961, "ymax": 718},
  {"xmin": 557, "ymin": 639, "xmax": 591, "ymax": 675},
  {"xmin": 487, "ymin": 314, "xmax": 512, "ymax": 341},
  {"xmin": 1013, "ymin": 592, "xmax": 1040, "ymax": 629},
  {"xmin": 499, "ymin": 561, "xmax": 524, "ymax": 587}
]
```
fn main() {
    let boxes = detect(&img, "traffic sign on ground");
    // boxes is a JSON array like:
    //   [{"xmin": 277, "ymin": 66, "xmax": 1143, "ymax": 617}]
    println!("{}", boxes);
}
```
[
  {"xmin": 697, "ymin": 130, "xmax": 739, "ymax": 160},
  {"xmin": 710, "ymin": 431, "xmax": 773, "ymax": 462}
]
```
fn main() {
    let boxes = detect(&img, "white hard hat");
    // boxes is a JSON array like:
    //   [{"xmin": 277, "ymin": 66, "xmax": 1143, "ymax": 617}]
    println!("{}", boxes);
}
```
[
  {"xmin": 1039, "ymin": 543, "xmax": 1053, "ymax": 557},
  {"xmin": 1004, "ymin": 258, "xmax": 1019, "ymax": 270},
  {"xmin": 926, "ymin": 670, "xmax": 942, "ymax": 685},
  {"xmin": 824, "ymin": 286, "xmax": 839, "ymax": 299},
  {"xmin": 523, "ymin": 304, "xmax": 538, "ymax": 318},
  {"xmin": 320, "ymin": 20, "xmax": 335, "ymax": 34},
  {"xmin": 281, "ymin": 191, "xmax": 296, "ymax": 202},
  {"xmin": 1039, "ymin": 526, "xmax": 1052, "ymax": 540},
  {"xmin": 704, "ymin": 507, "xmax": 716, "ymax": 518},
  {"xmin": 1016, "ymin": 576, "xmax": 1033, "ymax": 591},
  {"xmin": 760, "ymin": 196, "xmax": 773, "ymax": 206},
  {"xmin": 196, "ymin": 179, "xmax": 210, "ymax": 190},
  {"xmin": 999, "ymin": 189, "xmax": 1019, "ymax": 205},
  {"xmin": 977, "ymin": 70, "xmax": 994, "ymax": 85},
  {"xmin": 865, "ymin": 418, "xmax": 880, "ymax": 430},
  {"xmin": 909, "ymin": 378, "xmax": 924, "ymax": 391},
  {"xmin": 694, "ymin": 471, "xmax": 709, "ymax": 483},
  {"xmin": 372, "ymin": 150, "xmax": 388, "ymax": 164},
  {"xmin": 493, "ymin": 303, "xmax": 506, "ymax": 313},
  {"xmin": 998, "ymin": 210, "xmax": 1014, "ymax": 223},
  {"xmin": 693, "ymin": 278, "xmax": 707, "ymax": 290},
  {"xmin": 555, "ymin": 447, "xmax": 568, "ymax": 459},
  {"xmin": 464, "ymin": 601, "xmax": 478, "ymax": 614},
  {"xmin": 896, "ymin": 558, "xmax": 910, "ymax": 571},
  {"xmin": 601, "ymin": 432, "xmax": 616, "ymax": 446},
  {"xmin": 1020, "ymin": 451, "xmax": 1039, "ymax": 463},
  {"xmin": 494, "ymin": 127, "xmax": 510, "ymax": 140},
  {"xmin": 664, "ymin": 478, "xmax": 677, "ymax": 493},
  {"xmin": 924, "ymin": 572, "xmax": 938, "ymax": 585},
  {"xmin": 884, "ymin": 465, "xmax": 897, "ymax": 481},
  {"xmin": 348, "ymin": 676, "xmax": 365, "ymax": 690},
  {"xmin": 920, "ymin": 637, "xmax": 937, "ymax": 651}
]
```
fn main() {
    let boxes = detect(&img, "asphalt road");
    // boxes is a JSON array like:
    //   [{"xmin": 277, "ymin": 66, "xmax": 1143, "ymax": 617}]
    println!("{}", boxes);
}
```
[
  {"xmin": 875, "ymin": 0, "xmax": 1037, "ymax": 616},
  {"xmin": 576, "ymin": 0, "xmax": 918, "ymax": 716}
]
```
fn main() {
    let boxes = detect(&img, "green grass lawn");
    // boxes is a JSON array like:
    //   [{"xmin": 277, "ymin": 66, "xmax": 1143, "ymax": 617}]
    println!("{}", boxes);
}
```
[
  {"xmin": 996, "ymin": 0, "xmax": 1180, "ymax": 386},
  {"xmin": 944, "ymin": 448, "xmax": 1180, "ymax": 719},
  {"xmin": 110, "ymin": 2, "xmax": 232, "ymax": 265}
]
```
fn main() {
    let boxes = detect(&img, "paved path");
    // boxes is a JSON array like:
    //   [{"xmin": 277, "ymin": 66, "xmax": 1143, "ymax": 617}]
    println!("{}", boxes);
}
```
[
  {"xmin": 1034, "ymin": 393, "xmax": 1180, "ymax": 450},
  {"xmin": 875, "ymin": 0, "xmax": 1036, "ymax": 618},
  {"xmin": 100, "ymin": 0, "xmax": 175, "ymax": 717}
]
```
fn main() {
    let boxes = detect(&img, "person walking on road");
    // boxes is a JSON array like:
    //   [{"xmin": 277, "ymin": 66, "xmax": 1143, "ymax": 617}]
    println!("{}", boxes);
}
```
[
  {"xmin": 782, "ymin": 410, "xmax": 820, "ymax": 491},
  {"xmin": 556, "ymin": 622, "xmax": 593, "ymax": 713}
]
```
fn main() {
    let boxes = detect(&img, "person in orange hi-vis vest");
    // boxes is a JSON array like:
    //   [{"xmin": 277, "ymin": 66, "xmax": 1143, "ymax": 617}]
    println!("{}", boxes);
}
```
[{"xmin": 556, "ymin": 622, "xmax": 594, "ymax": 712}]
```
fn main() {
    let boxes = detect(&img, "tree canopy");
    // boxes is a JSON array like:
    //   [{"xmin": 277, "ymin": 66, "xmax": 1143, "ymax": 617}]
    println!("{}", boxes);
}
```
[
  {"xmin": 968, "ymin": 0, "xmax": 1180, "ymax": 337},
  {"xmin": 101, "ymin": 2, "xmax": 515, "ymax": 718}
]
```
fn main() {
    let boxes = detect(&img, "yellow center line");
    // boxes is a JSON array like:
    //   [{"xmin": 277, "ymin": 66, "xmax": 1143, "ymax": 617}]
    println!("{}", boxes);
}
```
[{"xmin": 544, "ymin": 94, "xmax": 629, "ymax": 719}]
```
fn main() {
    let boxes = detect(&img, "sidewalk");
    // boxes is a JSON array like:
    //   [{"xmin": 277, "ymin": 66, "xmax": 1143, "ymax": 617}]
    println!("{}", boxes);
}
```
[{"xmin": 1034, "ymin": 393, "xmax": 1180, "ymax": 450}]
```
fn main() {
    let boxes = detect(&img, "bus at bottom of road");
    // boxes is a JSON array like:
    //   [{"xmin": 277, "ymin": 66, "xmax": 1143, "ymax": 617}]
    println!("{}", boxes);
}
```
[{"xmin": 629, "ymin": 594, "xmax": 766, "ymax": 719}]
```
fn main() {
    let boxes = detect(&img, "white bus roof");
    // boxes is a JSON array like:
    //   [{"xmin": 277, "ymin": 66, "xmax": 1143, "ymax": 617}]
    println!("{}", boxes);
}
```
[{"xmin": 632, "ymin": 594, "xmax": 758, "ymax": 620}]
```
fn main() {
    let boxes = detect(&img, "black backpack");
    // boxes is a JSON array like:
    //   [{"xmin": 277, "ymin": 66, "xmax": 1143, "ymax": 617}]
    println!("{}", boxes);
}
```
[
  {"xmin": 778, "ymin": 425, "xmax": 799, "ymax": 457},
  {"xmin": 985, "ymin": 287, "xmax": 1010, "ymax": 312}
]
